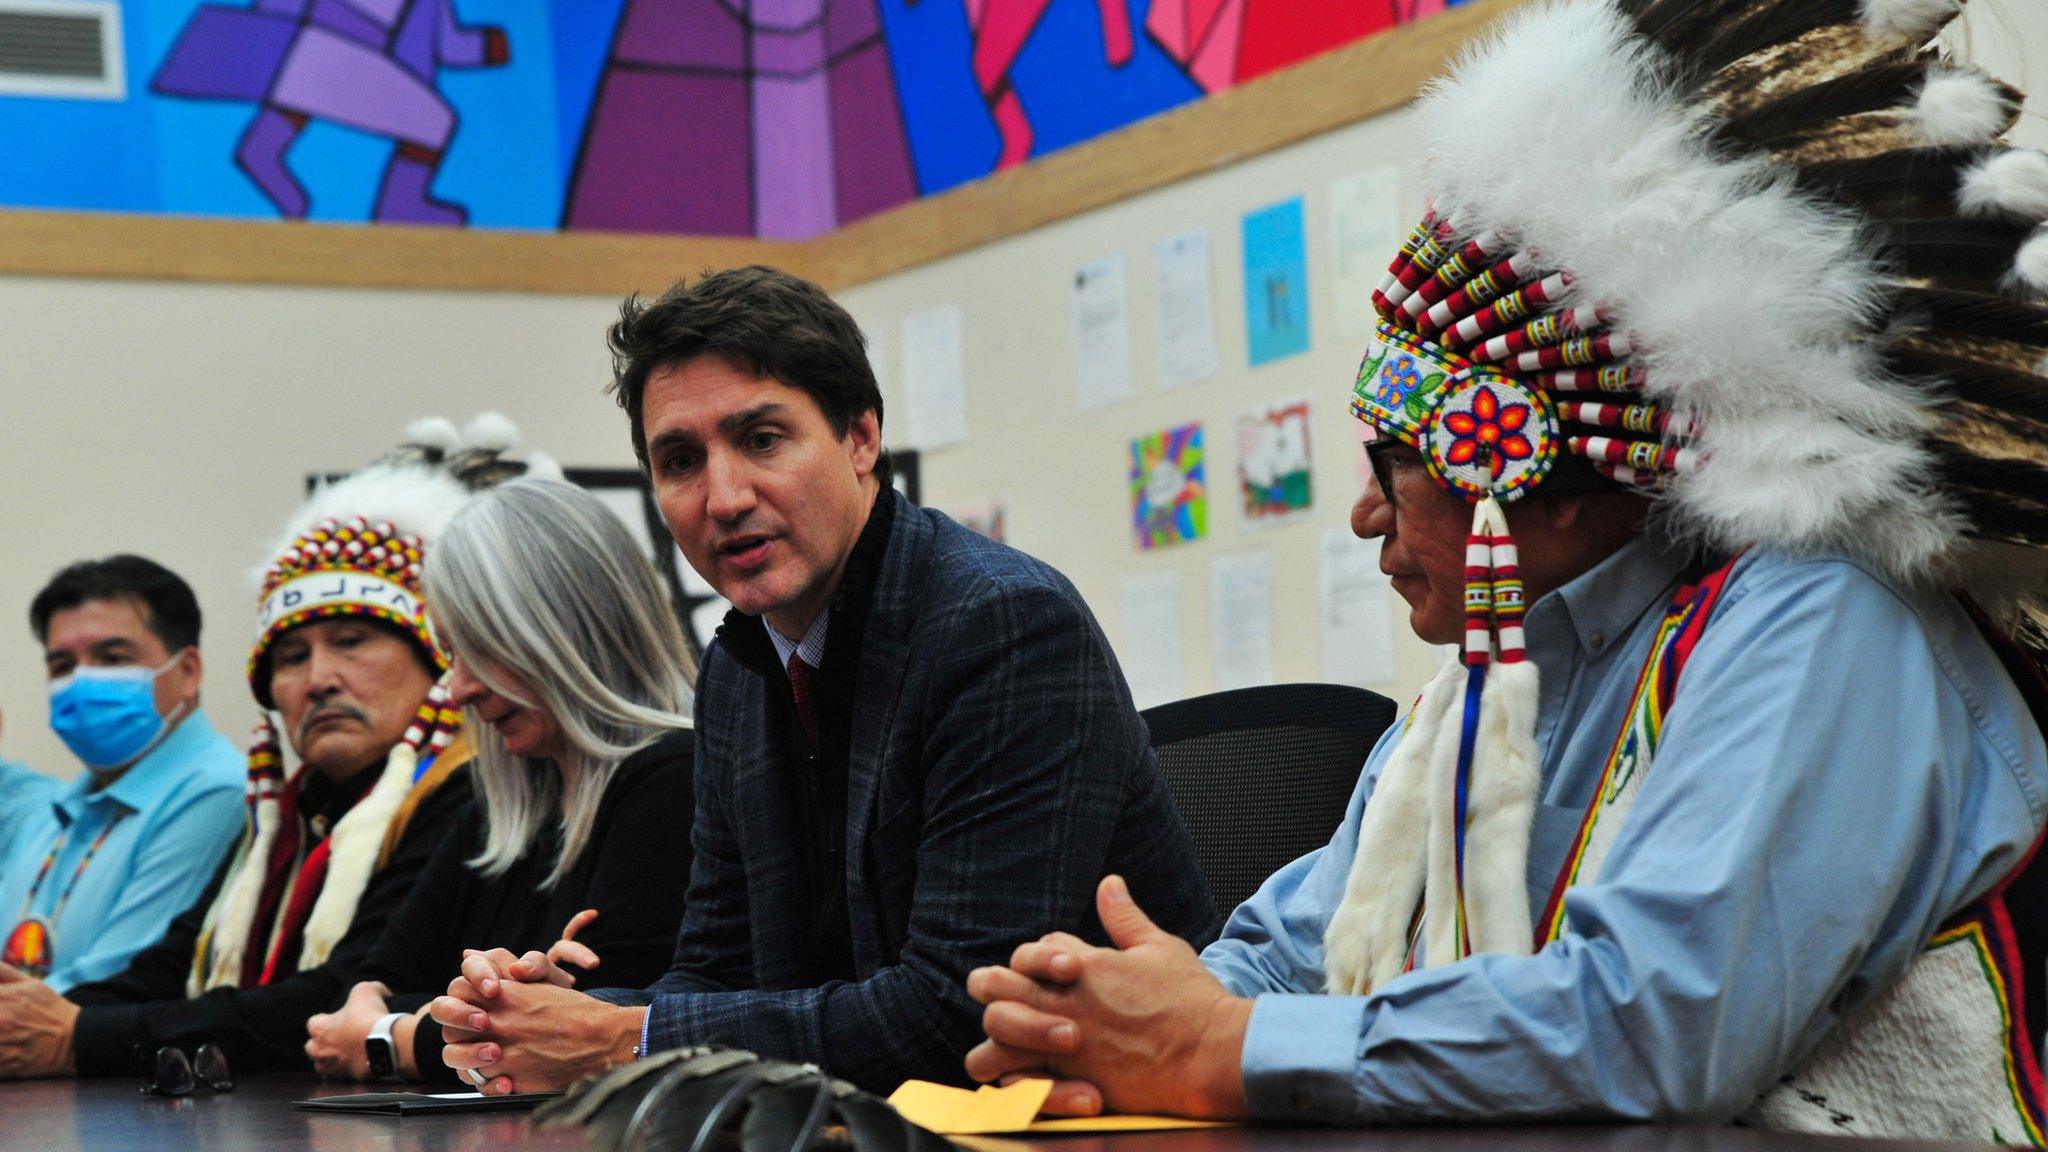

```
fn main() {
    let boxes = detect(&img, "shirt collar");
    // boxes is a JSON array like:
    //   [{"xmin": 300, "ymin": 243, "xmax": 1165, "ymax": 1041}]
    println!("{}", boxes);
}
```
[
  {"xmin": 58, "ymin": 707, "xmax": 216, "ymax": 820},
  {"xmin": 1532, "ymin": 521, "xmax": 1699, "ymax": 659},
  {"xmin": 768, "ymin": 609, "xmax": 831, "ymax": 675},
  {"xmin": 715, "ymin": 486, "xmax": 898, "ymax": 678}
]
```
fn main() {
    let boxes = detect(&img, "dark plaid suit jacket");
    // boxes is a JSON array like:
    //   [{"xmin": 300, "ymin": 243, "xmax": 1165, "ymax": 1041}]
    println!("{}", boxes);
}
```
[{"xmin": 593, "ymin": 491, "xmax": 1218, "ymax": 1090}]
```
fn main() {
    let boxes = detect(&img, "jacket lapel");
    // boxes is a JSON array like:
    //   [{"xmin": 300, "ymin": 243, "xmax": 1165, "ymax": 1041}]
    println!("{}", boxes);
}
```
[{"xmin": 841, "ymin": 492, "xmax": 927, "ymax": 969}]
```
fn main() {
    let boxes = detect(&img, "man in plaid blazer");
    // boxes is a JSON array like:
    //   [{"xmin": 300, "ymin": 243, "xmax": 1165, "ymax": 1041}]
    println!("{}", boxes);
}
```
[{"xmin": 431, "ymin": 266, "xmax": 1218, "ymax": 1097}]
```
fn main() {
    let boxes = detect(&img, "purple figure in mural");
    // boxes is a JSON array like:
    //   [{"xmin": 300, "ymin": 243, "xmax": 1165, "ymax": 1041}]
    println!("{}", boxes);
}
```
[
  {"xmin": 152, "ymin": 0, "xmax": 510, "ymax": 225},
  {"xmin": 565, "ymin": 0, "xmax": 917, "ymax": 238}
]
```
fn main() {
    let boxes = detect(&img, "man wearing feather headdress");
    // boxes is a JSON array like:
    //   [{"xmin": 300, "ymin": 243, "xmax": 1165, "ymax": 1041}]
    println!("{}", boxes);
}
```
[
  {"xmin": 0, "ymin": 416, "xmax": 549, "ymax": 1079},
  {"xmin": 966, "ymin": 0, "xmax": 2048, "ymax": 1140}
]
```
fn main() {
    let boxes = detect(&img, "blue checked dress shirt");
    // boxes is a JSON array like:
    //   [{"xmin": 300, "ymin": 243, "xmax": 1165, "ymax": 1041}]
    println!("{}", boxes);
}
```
[
  {"xmin": 1204, "ymin": 528, "xmax": 2048, "ymax": 1123},
  {"xmin": 0, "ymin": 709, "xmax": 243, "ymax": 992}
]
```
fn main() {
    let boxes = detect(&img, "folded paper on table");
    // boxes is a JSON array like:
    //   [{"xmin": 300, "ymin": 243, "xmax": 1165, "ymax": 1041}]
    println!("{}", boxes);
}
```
[
  {"xmin": 292, "ymin": 1090, "xmax": 560, "ymax": 1114},
  {"xmin": 887, "ymin": 1079, "xmax": 1238, "ymax": 1135}
]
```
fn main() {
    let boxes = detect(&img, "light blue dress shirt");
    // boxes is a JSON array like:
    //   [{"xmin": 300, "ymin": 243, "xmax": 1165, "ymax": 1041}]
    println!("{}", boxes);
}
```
[
  {"xmin": 0, "ymin": 709, "xmax": 244, "ymax": 992},
  {"xmin": 1205, "ymin": 529, "xmax": 2048, "ymax": 1123},
  {"xmin": 0, "ymin": 759, "xmax": 59, "ymax": 867}
]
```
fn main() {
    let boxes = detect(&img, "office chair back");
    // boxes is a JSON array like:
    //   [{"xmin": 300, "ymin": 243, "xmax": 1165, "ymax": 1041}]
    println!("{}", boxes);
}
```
[{"xmin": 1143, "ymin": 683, "xmax": 1398, "ymax": 919}]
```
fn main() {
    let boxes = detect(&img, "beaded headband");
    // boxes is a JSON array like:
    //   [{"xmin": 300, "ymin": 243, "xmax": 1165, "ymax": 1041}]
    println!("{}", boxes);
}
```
[
  {"xmin": 245, "ymin": 415, "xmax": 557, "ymax": 709},
  {"xmin": 1351, "ymin": 216, "xmax": 1704, "ymax": 504},
  {"xmin": 246, "ymin": 516, "xmax": 440, "ymax": 706}
]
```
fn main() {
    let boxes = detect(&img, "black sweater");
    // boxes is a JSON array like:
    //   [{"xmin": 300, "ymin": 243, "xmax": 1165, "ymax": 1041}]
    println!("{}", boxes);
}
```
[
  {"xmin": 359, "ymin": 730, "xmax": 695, "ymax": 1082},
  {"xmin": 66, "ymin": 763, "xmax": 474, "ymax": 1076}
]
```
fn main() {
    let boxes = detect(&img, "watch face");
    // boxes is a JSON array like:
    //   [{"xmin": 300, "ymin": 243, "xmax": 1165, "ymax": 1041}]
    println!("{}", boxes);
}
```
[{"xmin": 366, "ymin": 1037, "xmax": 396, "ymax": 1079}]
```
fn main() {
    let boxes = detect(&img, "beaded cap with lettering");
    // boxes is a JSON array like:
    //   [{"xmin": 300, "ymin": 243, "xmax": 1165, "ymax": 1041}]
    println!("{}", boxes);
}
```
[
  {"xmin": 190, "ymin": 415, "xmax": 557, "ymax": 995},
  {"xmin": 246, "ymin": 413, "xmax": 560, "ymax": 707}
]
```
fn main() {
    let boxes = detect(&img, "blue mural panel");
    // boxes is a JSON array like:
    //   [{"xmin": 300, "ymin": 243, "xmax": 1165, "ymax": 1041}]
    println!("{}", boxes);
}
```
[{"xmin": 0, "ymin": 0, "xmax": 1468, "ymax": 236}]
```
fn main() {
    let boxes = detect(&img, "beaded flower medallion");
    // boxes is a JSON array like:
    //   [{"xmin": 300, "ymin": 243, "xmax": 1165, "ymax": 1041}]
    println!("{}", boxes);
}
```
[{"xmin": 1419, "ymin": 368, "xmax": 1559, "ymax": 502}]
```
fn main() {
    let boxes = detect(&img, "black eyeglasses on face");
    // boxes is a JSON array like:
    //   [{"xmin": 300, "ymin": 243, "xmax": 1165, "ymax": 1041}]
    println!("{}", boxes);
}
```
[
  {"xmin": 138, "ymin": 1043, "xmax": 233, "ymax": 1096},
  {"xmin": 1364, "ymin": 440, "xmax": 1410, "ymax": 509}
]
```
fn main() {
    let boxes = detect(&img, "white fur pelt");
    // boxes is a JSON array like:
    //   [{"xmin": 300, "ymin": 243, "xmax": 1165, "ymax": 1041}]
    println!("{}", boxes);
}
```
[
  {"xmin": 188, "ymin": 739, "xmax": 419, "ymax": 991},
  {"xmin": 190, "ymin": 792, "xmax": 277, "ymax": 995},
  {"xmin": 1413, "ymin": 1, "xmax": 1964, "ymax": 584},
  {"xmin": 190, "ymin": 795, "xmax": 272, "ymax": 992},
  {"xmin": 296, "ymin": 741, "xmax": 419, "ymax": 970},
  {"xmin": 1325, "ymin": 659, "xmax": 1463, "ymax": 994},
  {"xmin": 1454, "ymin": 659, "xmax": 1542, "ymax": 956},
  {"xmin": 1323, "ymin": 652, "xmax": 1542, "ymax": 992}
]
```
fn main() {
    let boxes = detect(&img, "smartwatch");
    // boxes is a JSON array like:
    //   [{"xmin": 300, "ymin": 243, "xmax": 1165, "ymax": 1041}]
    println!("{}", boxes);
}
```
[{"xmin": 364, "ymin": 1012, "xmax": 408, "ymax": 1082}]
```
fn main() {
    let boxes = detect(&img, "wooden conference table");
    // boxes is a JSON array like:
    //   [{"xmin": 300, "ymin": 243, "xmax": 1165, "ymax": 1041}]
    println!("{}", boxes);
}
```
[{"xmin": 0, "ymin": 1075, "xmax": 1995, "ymax": 1152}]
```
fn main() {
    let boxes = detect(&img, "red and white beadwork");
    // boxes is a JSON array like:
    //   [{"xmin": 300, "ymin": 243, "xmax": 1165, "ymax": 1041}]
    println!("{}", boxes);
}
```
[
  {"xmin": 1354, "ymin": 213, "xmax": 1706, "ymax": 503},
  {"xmin": 1420, "ymin": 371, "xmax": 1560, "ymax": 502}
]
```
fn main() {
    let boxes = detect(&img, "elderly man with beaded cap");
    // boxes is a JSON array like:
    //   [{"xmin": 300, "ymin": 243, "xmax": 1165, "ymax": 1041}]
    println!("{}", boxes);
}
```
[
  {"xmin": 0, "ymin": 415, "xmax": 550, "ymax": 1079},
  {"xmin": 967, "ymin": 0, "xmax": 2048, "ymax": 1140}
]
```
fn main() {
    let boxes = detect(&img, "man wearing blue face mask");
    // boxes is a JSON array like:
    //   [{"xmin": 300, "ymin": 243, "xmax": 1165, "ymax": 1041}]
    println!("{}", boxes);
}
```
[{"xmin": 0, "ymin": 556, "xmax": 243, "ymax": 993}]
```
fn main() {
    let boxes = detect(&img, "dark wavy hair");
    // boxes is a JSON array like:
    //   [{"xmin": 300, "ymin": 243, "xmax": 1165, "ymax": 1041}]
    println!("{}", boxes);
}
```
[
  {"xmin": 31, "ymin": 555, "xmax": 201, "ymax": 651},
  {"xmin": 606, "ymin": 265, "xmax": 890, "ymax": 483}
]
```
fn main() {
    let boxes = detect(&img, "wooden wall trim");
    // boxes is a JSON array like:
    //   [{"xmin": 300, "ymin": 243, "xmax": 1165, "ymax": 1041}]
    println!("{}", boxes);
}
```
[
  {"xmin": 0, "ymin": 0, "xmax": 1522, "ymax": 297},
  {"xmin": 0, "ymin": 209, "xmax": 810, "ymax": 297}
]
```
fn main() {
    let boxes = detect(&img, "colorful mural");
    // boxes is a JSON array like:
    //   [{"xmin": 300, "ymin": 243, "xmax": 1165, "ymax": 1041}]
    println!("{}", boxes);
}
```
[
  {"xmin": 1, "ymin": 0, "xmax": 1469, "ymax": 236},
  {"xmin": 152, "ymin": 0, "xmax": 512, "ymax": 224}
]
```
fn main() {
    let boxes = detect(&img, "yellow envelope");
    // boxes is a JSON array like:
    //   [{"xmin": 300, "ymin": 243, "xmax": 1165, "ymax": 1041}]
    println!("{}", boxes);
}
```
[
  {"xmin": 888, "ymin": 1079, "xmax": 1052, "ymax": 1134},
  {"xmin": 886, "ymin": 1080, "xmax": 1240, "ymax": 1136}
]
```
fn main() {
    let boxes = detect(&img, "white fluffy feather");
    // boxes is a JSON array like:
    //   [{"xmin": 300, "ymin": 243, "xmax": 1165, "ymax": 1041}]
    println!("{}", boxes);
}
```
[
  {"xmin": 461, "ymin": 411, "xmax": 522, "ymax": 453},
  {"xmin": 404, "ymin": 417, "xmax": 461, "ymax": 453},
  {"xmin": 1858, "ymin": 0, "xmax": 1961, "ymax": 41},
  {"xmin": 2012, "ymin": 228, "xmax": 2048, "ymax": 294},
  {"xmin": 1959, "ymin": 150, "xmax": 2048, "ymax": 220},
  {"xmin": 1913, "ymin": 69, "xmax": 2014, "ymax": 146},
  {"xmin": 1414, "ymin": 0, "xmax": 1963, "ymax": 580},
  {"xmin": 254, "ymin": 463, "xmax": 474, "ymax": 585},
  {"xmin": 523, "ymin": 449, "xmax": 566, "ymax": 483}
]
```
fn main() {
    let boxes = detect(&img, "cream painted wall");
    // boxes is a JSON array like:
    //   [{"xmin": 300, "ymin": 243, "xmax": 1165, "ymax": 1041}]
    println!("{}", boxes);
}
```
[
  {"xmin": 0, "ymin": 283, "xmax": 628, "ymax": 777},
  {"xmin": 2, "ymin": 1, "xmax": 2042, "ymax": 779},
  {"xmin": 835, "ymin": 106, "xmax": 1443, "ymax": 719}
]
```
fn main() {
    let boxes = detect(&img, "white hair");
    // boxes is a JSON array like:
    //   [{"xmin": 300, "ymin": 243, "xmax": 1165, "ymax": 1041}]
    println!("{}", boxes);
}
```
[{"xmin": 423, "ymin": 478, "xmax": 695, "ymax": 888}]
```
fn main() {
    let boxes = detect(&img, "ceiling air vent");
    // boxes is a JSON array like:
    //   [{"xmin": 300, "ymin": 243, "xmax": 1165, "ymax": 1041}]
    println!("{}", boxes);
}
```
[{"xmin": 0, "ymin": 0, "xmax": 123, "ymax": 100}]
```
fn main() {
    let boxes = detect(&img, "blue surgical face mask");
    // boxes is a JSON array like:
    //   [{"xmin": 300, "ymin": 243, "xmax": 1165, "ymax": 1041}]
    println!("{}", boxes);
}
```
[{"xmin": 48, "ymin": 651, "xmax": 191, "ymax": 771}]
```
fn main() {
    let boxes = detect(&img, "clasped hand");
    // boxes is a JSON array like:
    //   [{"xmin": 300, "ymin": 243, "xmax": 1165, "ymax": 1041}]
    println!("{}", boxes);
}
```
[
  {"xmin": 0, "ymin": 961, "xmax": 77, "ymax": 1079},
  {"xmin": 428, "ymin": 909, "xmax": 644, "ymax": 1094},
  {"xmin": 964, "ymin": 875, "xmax": 1253, "ymax": 1121}
]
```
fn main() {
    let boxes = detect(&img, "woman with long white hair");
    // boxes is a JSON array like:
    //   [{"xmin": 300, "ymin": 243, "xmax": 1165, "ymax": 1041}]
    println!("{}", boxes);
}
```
[{"xmin": 304, "ymin": 477, "xmax": 696, "ymax": 1083}]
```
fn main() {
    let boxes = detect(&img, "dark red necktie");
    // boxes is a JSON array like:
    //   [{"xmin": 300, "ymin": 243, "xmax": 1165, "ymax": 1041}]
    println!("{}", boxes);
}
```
[{"xmin": 787, "ymin": 653, "xmax": 819, "ymax": 748}]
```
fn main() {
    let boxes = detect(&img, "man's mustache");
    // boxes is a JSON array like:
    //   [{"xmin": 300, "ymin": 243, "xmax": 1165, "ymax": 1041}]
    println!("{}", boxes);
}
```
[{"xmin": 298, "ymin": 703, "xmax": 369, "ymax": 742}]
